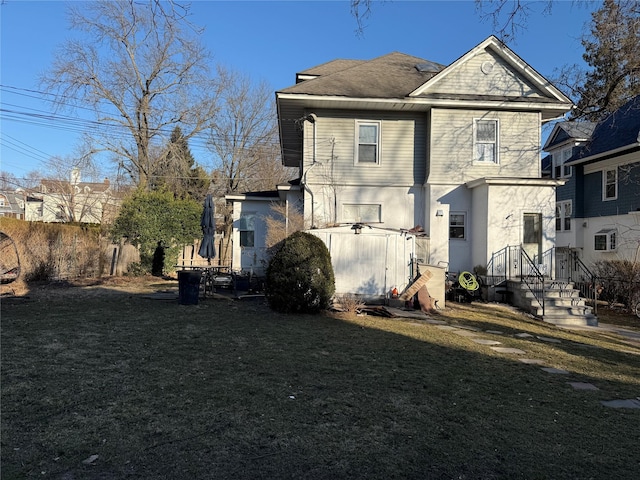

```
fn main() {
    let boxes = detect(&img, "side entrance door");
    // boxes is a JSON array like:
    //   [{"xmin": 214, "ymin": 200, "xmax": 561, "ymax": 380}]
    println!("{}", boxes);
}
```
[{"xmin": 522, "ymin": 213, "xmax": 542, "ymax": 264}]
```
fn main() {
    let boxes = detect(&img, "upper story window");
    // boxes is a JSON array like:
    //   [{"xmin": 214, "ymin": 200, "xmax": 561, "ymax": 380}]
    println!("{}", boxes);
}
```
[
  {"xmin": 556, "ymin": 200, "xmax": 572, "ymax": 232},
  {"xmin": 449, "ymin": 212, "xmax": 466, "ymax": 239},
  {"xmin": 603, "ymin": 167, "xmax": 618, "ymax": 200},
  {"xmin": 554, "ymin": 148, "xmax": 573, "ymax": 178},
  {"xmin": 355, "ymin": 121, "xmax": 380, "ymax": 165},
  {"xmin": 343, "ymin": 204, "xmax": 381, "ymax": 223},
  {"xmin": 474, "ymin": 119, "xmax": 499, "ymax": 163}
]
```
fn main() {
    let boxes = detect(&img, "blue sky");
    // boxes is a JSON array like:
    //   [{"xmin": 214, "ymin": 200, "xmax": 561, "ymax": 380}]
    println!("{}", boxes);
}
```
[{"xmin": 1, "ymin": 0, "xmax": 597, "ymax": 181}]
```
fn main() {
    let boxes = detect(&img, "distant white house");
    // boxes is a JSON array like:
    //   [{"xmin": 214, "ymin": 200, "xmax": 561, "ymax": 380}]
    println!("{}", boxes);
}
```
[
  {"xmin": 0, "ymin": 191, "xmax": 25, "ymax": 219},
  {"xmin": 24, "ymin": 170, "xmax": 123, "ymax": 224}
]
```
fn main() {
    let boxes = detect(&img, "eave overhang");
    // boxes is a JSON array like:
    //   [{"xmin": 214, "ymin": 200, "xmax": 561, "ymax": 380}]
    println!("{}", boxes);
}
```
[
  {"xmin": 565, "ymin": 143, "xmax": 640, "ymax": 167},
  {"xmin": 465, "ymin": 177, "xmax": 567, "ymax": 189}
]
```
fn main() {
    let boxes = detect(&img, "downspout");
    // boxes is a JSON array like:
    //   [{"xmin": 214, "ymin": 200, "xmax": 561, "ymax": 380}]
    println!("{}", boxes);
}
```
[{"xmin": 301, "ymin": 113, "xmax": 318, "ymax": 228}]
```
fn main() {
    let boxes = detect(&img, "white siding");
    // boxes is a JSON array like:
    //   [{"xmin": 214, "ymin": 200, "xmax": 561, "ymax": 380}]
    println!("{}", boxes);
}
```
[
  {"xmin": 304, "ymin": 110, "xmax": 426, "ymax": 186},
  {"xmin": 230, "ymin": 199, "xmax": 274, "ymax": 275},
  {"xmin": 471, "ymin": 183, "xmax": 557, "ymax": 267},
  {"xmin": 305, "ymin": 185, "xmax": 424, "ymax": 230},
  {"xmin": 427, "ymin": 49, "xmax": 546, "ymax": 98},
  {"xmin": 428, "ymin": 108, "xmax": 540, "ymax": 184}
]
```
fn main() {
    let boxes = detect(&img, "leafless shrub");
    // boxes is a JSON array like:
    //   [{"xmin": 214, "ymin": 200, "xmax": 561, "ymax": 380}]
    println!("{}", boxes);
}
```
[
  {"xmin": 592, "ymin": 259, "xmax": 640, "ymax": 311},
  {"xmin": 333, "ymin": 294, "xmax": 366, "ymax": 315},
  {"xmin": 265, "ymin": 202, "xmax": 305, "ymax": 249}
]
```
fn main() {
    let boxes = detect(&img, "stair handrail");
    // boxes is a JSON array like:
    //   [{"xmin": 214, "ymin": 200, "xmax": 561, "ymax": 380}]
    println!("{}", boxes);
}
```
[
  {"xmin": 519, "ymin": 246, "xmax": 545, "ymax": 316},
  {"xmin": 570, "ymin": 250, "xmax": 598, "ymax": 315},
  {"xmin": 486, "ymin": 245, "xmax": 511, "ymax": 286}
]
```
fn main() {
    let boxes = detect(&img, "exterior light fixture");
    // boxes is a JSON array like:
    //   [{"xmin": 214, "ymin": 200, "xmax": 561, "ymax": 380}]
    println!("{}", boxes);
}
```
[
  {"xmin": 351, "ymin": 224, "xmax": 362, "ymax": 235},
  {"xmin": 435, "ymin": 209, "xmax": 444, "ymax": 217}
]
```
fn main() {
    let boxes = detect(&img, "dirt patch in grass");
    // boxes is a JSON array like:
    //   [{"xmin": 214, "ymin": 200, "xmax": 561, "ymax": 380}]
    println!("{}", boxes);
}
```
[{"xmin": 2, "ymin": 280, "xmax": 640, "ymax": 479}]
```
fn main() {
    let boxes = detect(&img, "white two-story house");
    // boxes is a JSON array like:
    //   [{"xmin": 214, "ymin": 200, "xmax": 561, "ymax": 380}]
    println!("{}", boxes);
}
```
[{"xmin": 272, "ymin": 36, "xmax": 572, "ymax": 296}]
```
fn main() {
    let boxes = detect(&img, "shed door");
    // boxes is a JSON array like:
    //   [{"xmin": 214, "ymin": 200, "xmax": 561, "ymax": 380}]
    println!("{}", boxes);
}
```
[{"xmin": 330, "ymin": 234, "xmax": 388, "ymax": 296}]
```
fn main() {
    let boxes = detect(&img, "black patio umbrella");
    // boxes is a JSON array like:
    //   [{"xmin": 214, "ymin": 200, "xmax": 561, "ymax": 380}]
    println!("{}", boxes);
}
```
[{"xmin": 198, "ymin": 194, "xmax": 216, "ymax": 264}]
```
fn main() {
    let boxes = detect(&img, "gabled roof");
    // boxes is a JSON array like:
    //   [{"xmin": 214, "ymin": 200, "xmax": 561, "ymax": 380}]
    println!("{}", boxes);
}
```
[
  {"xmin": 39, "ymin": 178, "xmax": 112, "ymax": 194},
  {"xmin": 568, "ymin": 95, "xmax": 640, "ymax": 165},
  {"xmin": 543, "ymin": 121, "xmax": 596, "ymax": 150}
]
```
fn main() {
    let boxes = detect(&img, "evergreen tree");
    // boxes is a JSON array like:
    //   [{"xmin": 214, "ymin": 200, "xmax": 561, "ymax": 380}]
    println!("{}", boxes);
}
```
[
  {"xmin": 573, "ymin": 0, "xmax": 640, "ymax": 121},
  {"xmin": 152, "ymin": 126, "xmax": 210, "ymax": 200}
]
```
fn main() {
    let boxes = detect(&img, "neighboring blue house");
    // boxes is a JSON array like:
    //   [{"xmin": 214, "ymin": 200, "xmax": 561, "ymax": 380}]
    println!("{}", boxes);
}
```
[{"xmin": 543, "ymin": 95, "xmax": 640, "ymax": 272}]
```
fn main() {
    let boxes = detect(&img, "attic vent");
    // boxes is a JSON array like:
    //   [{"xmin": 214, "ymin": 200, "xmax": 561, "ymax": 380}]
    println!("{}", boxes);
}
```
[{"xmin": 415, "ymin": 61, "xmax": 441, "ymax": 73}]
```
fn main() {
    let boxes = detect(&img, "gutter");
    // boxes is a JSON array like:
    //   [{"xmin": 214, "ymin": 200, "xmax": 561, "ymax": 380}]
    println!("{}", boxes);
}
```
[{"xmin": 566, "ymin": 142, "xmax": 640, "ymax": 166}]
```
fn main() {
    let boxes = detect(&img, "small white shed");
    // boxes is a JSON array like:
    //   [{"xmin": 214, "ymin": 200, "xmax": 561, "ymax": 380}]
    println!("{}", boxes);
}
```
[{"xmin": 308, "ymin": 226, "xmax": 441, "ymax": 304}]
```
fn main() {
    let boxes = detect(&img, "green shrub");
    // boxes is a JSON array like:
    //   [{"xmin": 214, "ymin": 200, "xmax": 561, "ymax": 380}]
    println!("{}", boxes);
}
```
[
  {"xmin": 265, "ymin": 231, "xmax": 335, "ymax": 314},
  {"xmin": 110, "ymin": 190, "xmax": 201, "ymax": 274}
]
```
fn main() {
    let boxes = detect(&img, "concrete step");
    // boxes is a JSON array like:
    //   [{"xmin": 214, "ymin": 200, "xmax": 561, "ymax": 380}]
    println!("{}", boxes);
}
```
[
  {"xmin": 522, "ymin": 289, "xmax": 581, "ymax": 299},
  {"xmin": 502, "ymin": 280, "xmax": 599, "ymax": 327},
  {"xmin": 544, "ymin": 297, "xmax": 589, "ymax": 307},
  {"xmin": 543, "ymin": 313, "xmax": 599, "ymax": 327}
]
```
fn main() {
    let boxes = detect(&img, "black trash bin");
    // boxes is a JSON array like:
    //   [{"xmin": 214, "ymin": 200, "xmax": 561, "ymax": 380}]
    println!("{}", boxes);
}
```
[{"xmin": 178, "ymin": 270, "xmax": 202, "ymax": 305}]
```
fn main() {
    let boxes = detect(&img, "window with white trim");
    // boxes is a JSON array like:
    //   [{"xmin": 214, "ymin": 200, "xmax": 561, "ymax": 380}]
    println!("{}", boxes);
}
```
[
  {"xmin": 594, "ymin": 229, "xmax": 617, "ymax": 251},
  {"xmin": 474, "ymin": 119, "xmax": 498, "ymax": 163},
  {"xmin": 343, "ymin": 204, "xmax": 381, "ymax": 223},
  {"xmin": 449, "ymin": 212, "xmax": 466, "ymax": 239},
  {"xmin": 556, "ymin": 201, "xmax": 572, "ymax": 231},
  {"xmin": 554, "ymin": 148, "xmax": 573, "ymax": 178},
  {"xmin": 603, "ymin": 167, "xmax": 618, "ymax": 200},
  {"xmin": 355, "ymin": 121, "xmax": 380, "ymax": 164},
  {"xmin": 239, "ymin": 213, "xmax": 255, "ymax": 248}
]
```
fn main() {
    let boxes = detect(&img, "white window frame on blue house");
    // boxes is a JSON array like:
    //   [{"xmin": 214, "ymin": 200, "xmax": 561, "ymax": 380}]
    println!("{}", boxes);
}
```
[
  {"xmin": 554, "ymin": 147, "xmax": 573, "ymax": 179},
  {"xmin": 556, "ymin": 200, "xmax": 572, "ymax": 232},
  {"xmin": 603, "ymin": 167, "xmax": 618, "ymax": 201}
]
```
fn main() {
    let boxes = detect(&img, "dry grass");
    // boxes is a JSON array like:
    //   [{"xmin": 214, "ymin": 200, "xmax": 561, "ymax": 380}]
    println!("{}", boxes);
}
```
[
  {"xmin": 0, "ymin": 218, "xmax": 104, "ymax": 282},
  {"xmin": 2, "ymin": 280, "xmax": 639, "ymax": 479}
]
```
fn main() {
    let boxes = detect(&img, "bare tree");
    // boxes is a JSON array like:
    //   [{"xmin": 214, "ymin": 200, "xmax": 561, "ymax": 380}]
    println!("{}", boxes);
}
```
[
  {"xmin": 351, "ymin": 0, "xmax": 555, "ymax": 41},
  {"xmin": 41, "ymin": 0, "xmax": 219, "ymax": 190},
  {"xmin": 207, "ymin": 66, "xmax": 295, "ymax": 262},
  {"xmin": 0, "ymin": 171, "xmax": 19, "ymax": 190},
  {"xmin": 474, "ymin": 0, "xmax": 555, "ymax": 42},
  {"xmin": 32, "ymin": 153, "xmax": 114, "ymax": 224},
  {"xmin": 265, "ymin": 202, "xmax": 305, "ymax": 249}
]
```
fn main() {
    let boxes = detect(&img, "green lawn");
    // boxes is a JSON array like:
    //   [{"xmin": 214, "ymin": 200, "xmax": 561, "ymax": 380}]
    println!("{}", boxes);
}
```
[{"xmin": 2, "ymin": 279, "xmax": 639, "ymax": 479}]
